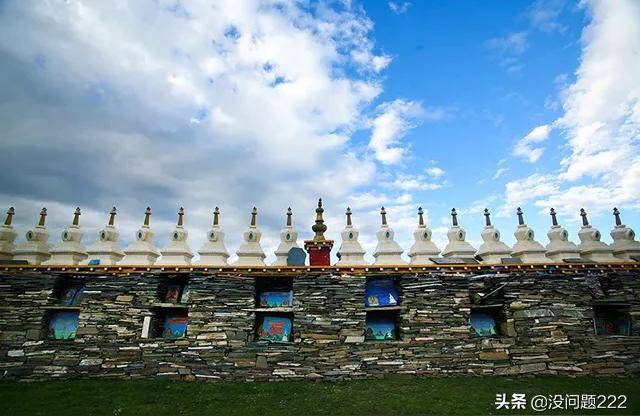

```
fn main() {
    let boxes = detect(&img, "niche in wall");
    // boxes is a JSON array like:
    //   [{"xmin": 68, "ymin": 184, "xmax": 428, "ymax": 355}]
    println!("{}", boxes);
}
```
[
  {"xmin": 364, "ymin": 277, "xmax": 401, "ymax": 341},
  {"xmin": 364, "ymin": 277, "xmax": 399, "ymax": 307},
  {"xmin": 255, "ymin": 276, "xmax": 293, "ymax": 308},
  {"xmin": 253, "ymin": 276, "xmax": 294, "ymax": 343},
  {"xmin": 157, "ymin": 274, "xmax": 191, "ymax": 304},
  {"xmin": 43, "ymin": 275, "xmax": 86, "ymax": 340},
  {"xmin": 593, "ymin": 305, "xmax": 631, "ymax": 336},
  {"xmin": 150, "ymin": 307, "xmax": 188, "ymax": 339},
  {"xmin": 470, "ymin": 307, "xmax": 504, "ymax": 337},
  {"xmin": 365, "ymin": 309, "xmax": 399, "ymax": 341},
  {"xmin": 255, "ymin": 311, "xmax": 293, "ymax": 342}
]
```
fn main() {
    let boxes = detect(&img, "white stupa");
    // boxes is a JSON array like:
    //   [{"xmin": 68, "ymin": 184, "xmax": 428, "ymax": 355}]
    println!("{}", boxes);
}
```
[
  {"xmin": 408, "ymin": 207, "xmax": 440, "ymax": 265},
  {"xmin": 13, "ymin": 208, "xmax": 51, "ymax": 265},
  {"xmin": 511, "ymin": 207, "xmax": 547, "ymax": 263},
  {"xmin": 610, "ymin": 208, "xmax": 640, "ymax": 261},
  {"xmin": 45, "ymin": 207, "xmax": 89, "ymax": 265},
  {"xmin": 233, "ymin": 207, "xmax": 266, "ymax": 266},
  {"xmin": 0, "ymin": 207, "xmax": 17, "ymax": 261},
  {"xmin": 544, "ymin": 208, "xmax": 580, "ymax": 262},
  {"xmin": 372, "ymin": 207, "xmax": 406, "ymax": 265},
  {"xmin": 335, "ymin": 207, "xmax": 367, "ymax": 266},
  {"xmin": 577, "ymin": 208, "xmax": 619, "ymax": 262},
  {"xmin": 120, "ymin": 207, "xmax": 160, "ymax": 265},
  {"xmin": 86, "ymin": 207, "xmax": 125, "ymax": 265},
  {"xmin": 441, "ymin": 208, "xmax": 476, "ymax": 258},
  {"xmin": 475, "ymin": 208, "xmax": 511, "ymax": 264},
  {"xmin": 197, "ymin": 207, "xmax": 230, "ymax": 265},
  {"xmin": 272, "ymin": 208, "xmax": 299, "ymax": 266},
  {"xmin": 157, "ymin": 207, "xmax": 193, "ymax": 265}
]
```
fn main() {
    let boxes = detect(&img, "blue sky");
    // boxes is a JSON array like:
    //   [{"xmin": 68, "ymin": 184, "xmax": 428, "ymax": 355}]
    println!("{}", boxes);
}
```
[{"xmin": 0, "ymin": 0, "xmax": 638, "ymax": 262}]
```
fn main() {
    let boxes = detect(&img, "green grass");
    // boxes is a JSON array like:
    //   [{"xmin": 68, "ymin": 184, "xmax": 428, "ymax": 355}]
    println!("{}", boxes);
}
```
[{"xmin": 0, "ymin": 377, "xmax": 638, "ymax": 415}]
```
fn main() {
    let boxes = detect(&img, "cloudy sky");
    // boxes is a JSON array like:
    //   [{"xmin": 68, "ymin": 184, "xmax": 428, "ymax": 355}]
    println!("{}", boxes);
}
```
[{"xmin": 1, "ymin": 0, "xmax": 638, "ymax": 263}]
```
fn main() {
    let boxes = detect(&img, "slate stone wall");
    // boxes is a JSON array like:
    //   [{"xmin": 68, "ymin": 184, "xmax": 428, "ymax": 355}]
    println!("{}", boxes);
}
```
[{"xmin": 0, "ymin": 267, "xmax": 638, "ymax": 381}]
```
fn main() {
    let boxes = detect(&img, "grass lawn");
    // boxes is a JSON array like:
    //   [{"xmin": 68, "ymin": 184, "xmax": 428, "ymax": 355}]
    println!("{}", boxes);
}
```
[{"xmin": 0, "ymin": 377, "xmax": 638, "ymax": 415}]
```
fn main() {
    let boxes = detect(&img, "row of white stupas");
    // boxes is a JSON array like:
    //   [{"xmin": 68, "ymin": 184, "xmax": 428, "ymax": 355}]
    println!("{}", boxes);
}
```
[{"xmin": 0, "ymin": 202, "xmax": 638, "ymax": 266}]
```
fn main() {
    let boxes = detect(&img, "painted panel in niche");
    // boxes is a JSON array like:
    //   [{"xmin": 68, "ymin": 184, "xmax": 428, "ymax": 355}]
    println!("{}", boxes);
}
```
[
  {"xmin": 365, "ymin": 279, "xmax": 398, "ymax": 307},
  {"xmin": 365, "ymin": 316, "xmax": 396, "ymax": 340},
  {"xmin": 470, "ymin": 312, "xmax": 497, "ymax": 337},
  {"xmin": 163, "ymin": 312, "xmax": 188, "ymax": 338},
  {"xmin": 259, "ymin": 316, "xmax": 292, "ymax": 342},
  {"xmin": 48, "ymin": 311, "xmax": 79, "ymax": 340},
  {"xmin": 259, "ymin": 291, "xmax": 293, "ymax": 308}
]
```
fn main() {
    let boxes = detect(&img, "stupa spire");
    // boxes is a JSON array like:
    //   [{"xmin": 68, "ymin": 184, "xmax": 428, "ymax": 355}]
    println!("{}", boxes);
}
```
[
  {"xmin": 409, "ymin": 206, "xmax": 440, "ymax": 265},
  {"xmin": 198, "ymin": 206, "xmax": 229, "ymax": 265},
  {"xmin": 45, "ymin": 206, "xmax": 88, "ymax": 265},
  {"xmin": 476, "ymin": 207, "xmax": 511, "ymax": 264},
  {"xmin": 158, "ymin": 206, "xmax": 193, "ymax": 265},
  {"xmin": 613, "ymin": 207, "xmax": 621, "ymax": 226},
  {"xmin": 0, "ymin": 207, "xmax": 17, "ymax": 261},
  {"xmin": 4, "ymin": 207, "xmax": 15, "ymax": 226},
  {"xmin": 213, "ymin": 207, "xmax": 220, "ymax": 226},
  {"xmin": 143, "ymin": 207, "xmax": 151, "ymax": 227},
  {"xmin": 580, "ymin": 208, "xmax": 589, "ymax": 226},
  {"xmin": 108, "ymin": 207, "xmax": 117, "ymax": 226},
  {"xmin": 610, "ymin": 207, "xmax": 640, "ymax": 260},
  {"xmin": 550, "ymin": 207, "xmax": 558, "ymax": 226},
  {"xmin": 484, "ymin": 208, "xmax": 491, "ymax": 226},
  {"xmin": 12, "ymin": 208, "xmax": 51, "ymax": 264},
  {"xmin": 72, "ymin": 207, "xmax": 81, "ymax": 226},
  {"xmin": 120, "ymin": 206, "xmax": 160, "ymax": 265},
  {"xmin": 544, "ymin": 207, "xmax": 580, "ymax": 262},
  {"xmin": 86, "ymin": 206, "xmax": 124, "ymax": 265},
  {"xmin": 234, "ymin": 206, "xmax": 266, "ymax": 266},
  {"xmin": 38, "ymin": 208, "xmax": 47, "ymax": 227}
]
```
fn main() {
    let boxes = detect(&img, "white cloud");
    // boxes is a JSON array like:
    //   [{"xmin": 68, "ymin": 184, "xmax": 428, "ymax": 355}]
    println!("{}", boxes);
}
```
[
  {"xmin": 0, "ymin": 0, "xmax": 405, "ymax": 263},
  {"xmin": 388, "ymin": 2, "xmax": 412, "ymax": 15},
  {"xmin": 484, "ymin": 31, "xmax": 529, "ymax": 72},
  {"xmin": 368, "ymin": 99, "xmax": 424, "ymax": 165},
  {"xmin": 502, "ymin": 0, "xmax": 640, "ymax": 221},
  {"xmin": 389, "ymin": 174, "xmax": 443, "ymax": 191},
  {"xmin": 528, "ymin": 0, "xmax": 567, "ymax": 33},
  {"xmin": 425, "ymin": 167, "xmax": 445, "ymax": 178},
  {"xmin": 512, "ymin": 124, "xmax": 552, "ymax": 163},
  {"xmin": 485, "ymin": 31, "xmax": 529, "ymax": 55},
  {"xmin": 492, "ymin": 167, "xmax": 509, "ymax": 180}
]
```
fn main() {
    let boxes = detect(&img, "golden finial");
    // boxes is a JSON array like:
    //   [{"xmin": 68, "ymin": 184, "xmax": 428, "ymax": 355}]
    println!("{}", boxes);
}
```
[
  {"xmin": 418, "ymin": 207, "xmax": 424, "ymax": 226},
  {"xmin": 346, "ymin": 207, "xmax": 352, "ymax": 227},
  {"xmin": 312, "ymin": 198, "xmax": 327, "ymax": 240}
]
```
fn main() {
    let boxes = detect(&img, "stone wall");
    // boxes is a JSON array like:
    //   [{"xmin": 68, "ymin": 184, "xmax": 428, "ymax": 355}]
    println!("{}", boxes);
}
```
[{"xmin": 0, "ymin": 265, "xmax": 639, "ymax": 381}]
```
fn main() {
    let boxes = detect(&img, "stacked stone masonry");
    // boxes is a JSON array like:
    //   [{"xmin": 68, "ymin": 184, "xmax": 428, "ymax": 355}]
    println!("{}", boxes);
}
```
[{"xmin": 0, "ymin": 264, "xmax": 638, "ymax": 381}]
